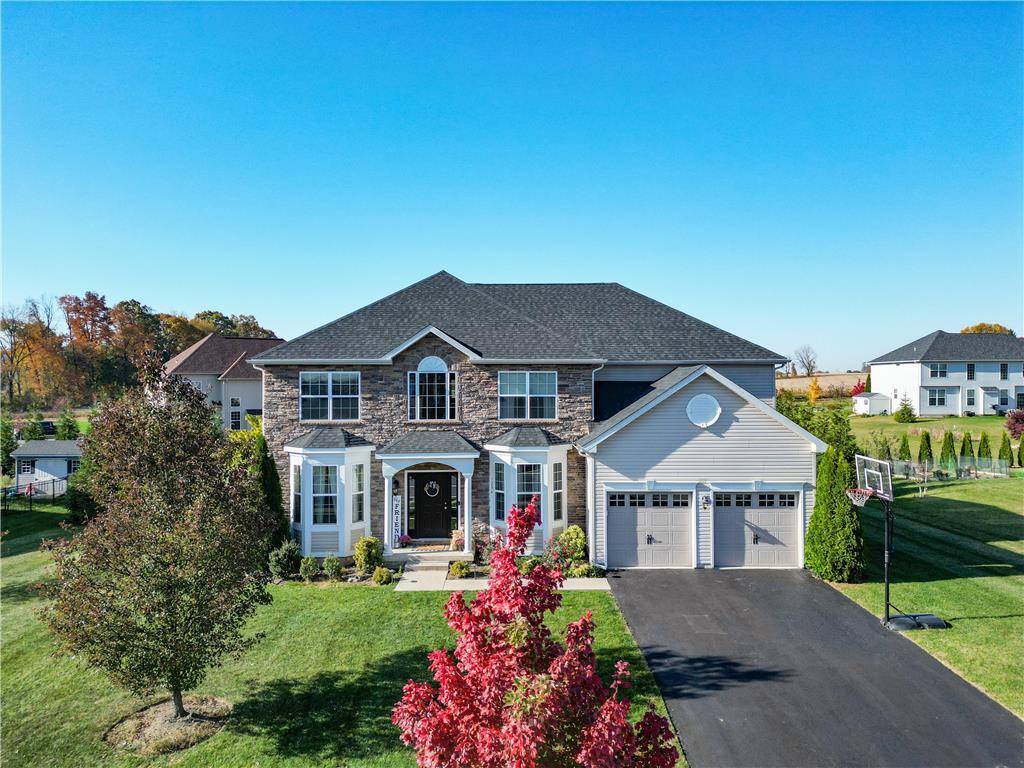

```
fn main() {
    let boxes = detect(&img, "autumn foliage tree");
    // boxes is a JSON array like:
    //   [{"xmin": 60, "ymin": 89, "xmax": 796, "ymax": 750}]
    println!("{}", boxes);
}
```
[
  {"xmin": 960, "ymin": 323, "xmax": 1015, "ymax": 335},
  {"xmin": 393, "ymin": 498, "xmax": 679, "ymax": 768},
  {"xmin": 42, "ymin": 359, "xmax": 277, "ymax": 718}
]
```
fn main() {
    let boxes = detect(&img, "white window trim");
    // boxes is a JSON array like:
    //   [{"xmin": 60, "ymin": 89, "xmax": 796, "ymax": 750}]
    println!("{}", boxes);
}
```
[
  {"xmin": 497, "ymin": 371, "xmax": 558, "ymax": 421},
  {"xmin": 299, "ymin": 371, "xmax": 361, "ymax": 422},
  {"xmin": 999, "ymin": 389, "xmax": 1009, "ymax": 406},
  {"xmin": 966, "ymin": 389, "xmax": 976, "ymax": 407},
  {"xmin": 350, "ymin": 463, "xmax": 365, "ymax": 524},
  {"xmin": 230, "ymin": 410, "xmax": 242, "ymax": 430},
  {"xmin": 929, "ymin": 363, "xmax": 947, "ymax": 378},
  {"xmin": 552, "ymin": 461, "xmax": 564, "ymax": 523},
  {"xmin": 487, "ymin": 444, "xmax": 568, "ymax": 543},
  {"xmin": 967, "ymin": 363, "xmax": 976, "ymax": 381},
  {"xmin": 18, "ymin": 459, "xmax": 35, "ymax": 475},
  {"xmin": 407, "ymin": 368, "xmax": 458, "ymax": 421},
  {"xmin": 1000, "ymin": 363, "xmax": 1009, "ymax": 380},
  {"xmin": 928, "ymin": 388, "xmax": 946, "ymax": 407},
  {"xmin": 311, "ymin": 465, "xmax": 340, "ymax": 526},
  {"xmin": 491, "ymin": 460, "xmax": 506, "ymax": 522}
]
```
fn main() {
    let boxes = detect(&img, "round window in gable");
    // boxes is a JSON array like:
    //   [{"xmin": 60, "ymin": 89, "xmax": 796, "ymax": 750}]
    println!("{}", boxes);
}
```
[{"xmin": 686, "ymin": 393, "xmax": 721, "ymax": 428}]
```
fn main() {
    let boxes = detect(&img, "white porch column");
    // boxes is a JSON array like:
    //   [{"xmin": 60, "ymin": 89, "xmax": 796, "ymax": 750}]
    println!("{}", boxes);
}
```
[
  {"xmin": 383, "ymin": 467, "xmax": 395, "ymax": 555},
  {"xmin": 462, "ymin": 472, "xmax": 473, "ymax": 554},
  {"xmin": 585, "ymin": 452, "xmax": 596, "ymax": 565}
]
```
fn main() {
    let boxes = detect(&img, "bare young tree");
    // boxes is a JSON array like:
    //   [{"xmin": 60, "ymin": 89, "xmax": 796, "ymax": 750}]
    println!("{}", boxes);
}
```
[{"xmin": 794, "ymin": 345, "xmax": 818, "ymax": 376}]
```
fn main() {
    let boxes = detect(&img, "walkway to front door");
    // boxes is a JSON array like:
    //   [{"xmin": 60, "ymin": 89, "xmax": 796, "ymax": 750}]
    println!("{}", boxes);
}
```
[{"xmin": 407, "ymin": 471, "xmax": 458, "ymax": 539}]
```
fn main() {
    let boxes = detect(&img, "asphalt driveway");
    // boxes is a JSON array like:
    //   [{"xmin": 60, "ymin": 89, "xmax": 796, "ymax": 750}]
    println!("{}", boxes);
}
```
[{"xmin": 609, "ymin": 569, "xmax": 1023, "ymax": 768}]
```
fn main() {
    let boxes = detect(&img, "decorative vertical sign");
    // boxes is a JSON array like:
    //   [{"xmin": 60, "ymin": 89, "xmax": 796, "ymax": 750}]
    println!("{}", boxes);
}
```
[{"xmin": 392, "ymin": 495, "xmax": 402, "ymax": 547}]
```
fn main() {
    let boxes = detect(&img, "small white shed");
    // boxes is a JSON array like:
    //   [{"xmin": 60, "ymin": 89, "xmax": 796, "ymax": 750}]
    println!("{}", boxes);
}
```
[
  {"xmin": 10, "ymin": 440, "xmax": 82, "ymax": 489},
  {"xmin": 852, "ymin": 392, "xmax": 890, "ymax": 416}
]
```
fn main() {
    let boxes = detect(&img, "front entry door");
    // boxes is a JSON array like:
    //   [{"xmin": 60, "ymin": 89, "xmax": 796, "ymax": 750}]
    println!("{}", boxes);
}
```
[{"xmin": 411, "ymin": 472, "xmax": 456, "ymax": 538}]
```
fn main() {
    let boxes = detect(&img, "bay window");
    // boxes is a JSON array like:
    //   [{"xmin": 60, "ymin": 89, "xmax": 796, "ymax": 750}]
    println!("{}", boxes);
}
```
[
  {"xmin": 498, "ymin": 371, "xmax": 556, "ymax": 420},
  {"xmin": 492, "ymin": 462, "xmax": 506, "ymax": 521},
  {"xmin": 291, "ymin": 464, "xmax": 302, "ymax": 523},
  {"xmin": 300, "ymin": 372, "xmax": 360, "ymax": 421},
  {"xmin": 312, "ymin": 466, "xmax": 337, "ymax": 524},
  {"xmin": 351, "ymin": 464, "xmax": 365, "ymax": 523},
  {"xmin": 552, "ymin": 462, "xmax": 564, "ymax": 521},
  {"xmin": 408, "ymin": 357, "xmax": 457, "ymax": 420}
]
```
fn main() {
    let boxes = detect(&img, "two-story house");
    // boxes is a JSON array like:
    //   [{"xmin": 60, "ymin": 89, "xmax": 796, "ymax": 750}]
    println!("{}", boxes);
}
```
[
  {"xmin": 165, "ymin": 334, "xmax": 284, "ymax": 430},
  {"xmin": 868, "ymin": 331, "xmax": 1024, "ymax": 417},
  {"xmin": 251, "ymin": 272, "xmax": 825, "ymax": 569}
]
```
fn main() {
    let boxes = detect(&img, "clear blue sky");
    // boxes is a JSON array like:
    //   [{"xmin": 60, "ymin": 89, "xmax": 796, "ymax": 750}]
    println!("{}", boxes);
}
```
[{"xmin": 3, "ymin": 2, "xmax": 1021, "ymax": 370}]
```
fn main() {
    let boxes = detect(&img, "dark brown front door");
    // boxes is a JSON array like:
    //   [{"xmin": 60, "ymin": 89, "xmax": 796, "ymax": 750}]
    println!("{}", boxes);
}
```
[{"xmin": 410, "ymin": 472, "xmax": 456, "ymax": 539}]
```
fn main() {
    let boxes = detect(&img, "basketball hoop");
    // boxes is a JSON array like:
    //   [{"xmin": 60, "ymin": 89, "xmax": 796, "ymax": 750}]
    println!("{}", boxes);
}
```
[{"xmin": 846, "ymin": 487, "xmax": 875, "ymax": 507}]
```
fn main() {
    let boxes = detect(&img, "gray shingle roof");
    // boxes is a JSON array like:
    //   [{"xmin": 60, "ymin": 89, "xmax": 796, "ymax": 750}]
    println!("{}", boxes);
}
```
[
  {"xmin": 583, "ymin": 366, "xmax": 701, "ymax": 445},
  {"xmin": 251, "ymin": 272, "xmax": 785, "ymax": 364},
  {"xmin": 11, "ymin": 440, "xmax": 82, "ymax": 458},
  {"xmin": 284, "ymin": 428, "xmax": 369, "ymax": 450},
  {"xmin": 377, "ymin": 430, "xmax": 478, "ymax": 455},
  {"xmin": 870, "ymin": 331, "xmax": 1024, "ymax": 364},
  {"xmin": 487, "ymin": 426, "xmax": 566, "ymax": 448},
  {"xmin": 854, "ymin": 392, "xmax": 889, "ymax": 399},
  {"xmin": 166, "ymin": 334, "xmax": 284, "ymax": 377}
]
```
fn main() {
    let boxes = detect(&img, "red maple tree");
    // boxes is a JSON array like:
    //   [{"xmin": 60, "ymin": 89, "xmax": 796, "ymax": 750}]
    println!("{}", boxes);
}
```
[{"xmin": 393, "ymin": 498, "xmax": 679, "ymax": 768}]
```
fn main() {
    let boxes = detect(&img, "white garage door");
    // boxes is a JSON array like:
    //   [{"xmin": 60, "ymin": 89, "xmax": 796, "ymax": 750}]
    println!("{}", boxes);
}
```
[
  {"xmin": 713, "ymin": 491, "xmax": 799, "ymax": 567},
  {"xmin": 607, "ymin": 492, "xmax": 691, "ymax": 568}
]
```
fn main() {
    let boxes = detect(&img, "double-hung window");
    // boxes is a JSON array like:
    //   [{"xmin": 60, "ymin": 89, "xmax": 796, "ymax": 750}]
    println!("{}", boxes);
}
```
[
  {"xmin": 929, "ymin": 363, "xmax": 947, "ymax": 378},
  {"xmin": 351, "ymin": 464, "xmax": 365, "ymax": 523},
  {"xmin": 966, "ymin": 389, "xmax": 975, "ymax": 407},
  {"xmin": 1000, "ymin": 363, "xmax": 1009, "ymax": 380},
  {"xmin": 967, "ymin": 363, "xmax": 975, "ymax": 380},
  {"xmin": 311, "ymin": 466, "xmax": 337, "ymax": 524},
  {"xmin": 407, "ymin": 357, "xmax": 457, "ymax": 420},
  {"xmin": 999, "ymin": 389, "xmax": 1009, "ymax": 407},
  {"xmin": 498, "ymin": 371, "xmax": 557, "ymax": 419},
  {"xmin": 230, "ymin": 411, "xmax": 242, "ymax": 430},
  {"xmin": 928, "ymin": 388, "xmax": 946, "ymax": 407},
  {"xmin": 67, "ymin": 459, "xmax": 81, "ymax": 475},
  {"xmin": 492, "ymin": 463, "xmax": 506, "ymax": 521},
  {"xmin": 516, "ymin": 463, "xmax": 542, "ymax": 516},
  {"xmin": 300, "ymin": 372, "xmax": 360, "ymax": 421},
  {"xmin": 291, "ymin": 465, "xmax": 302, "ymax": 523},
  {"xmin": 552, "ymin": 462, "xmax": 564, "ymax": 521}
]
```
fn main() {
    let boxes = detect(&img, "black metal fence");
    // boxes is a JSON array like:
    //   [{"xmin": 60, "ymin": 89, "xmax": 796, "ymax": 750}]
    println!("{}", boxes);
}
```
[{"xmin": 1, "ymin": 477, "xmax": 69, "ymax": 515}]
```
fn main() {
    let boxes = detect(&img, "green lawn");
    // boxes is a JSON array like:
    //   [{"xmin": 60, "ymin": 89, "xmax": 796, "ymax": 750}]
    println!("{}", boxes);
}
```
[
  {"xmin": 834, "ymin": 477, "xmax": 1024, "ymax": 717},
  {"xmin": 849, "ymin": 414, "xmax": 1016, "ymax": 461},
  {"xmin": 1, "ymin": 504, "xmax": 683, "ymax": 768}
]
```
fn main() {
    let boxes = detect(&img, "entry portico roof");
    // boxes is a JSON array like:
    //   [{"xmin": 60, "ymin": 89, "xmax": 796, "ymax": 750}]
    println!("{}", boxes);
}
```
[{"xmin": 376, "ymin": 430, "xmax": 479, "ymax": 456}]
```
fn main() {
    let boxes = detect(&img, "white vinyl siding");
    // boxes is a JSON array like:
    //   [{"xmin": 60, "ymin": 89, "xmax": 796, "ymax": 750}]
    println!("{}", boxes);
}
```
[{"xmin": 591, "ymin": 375, "xmax": 816, "ymax": 567}]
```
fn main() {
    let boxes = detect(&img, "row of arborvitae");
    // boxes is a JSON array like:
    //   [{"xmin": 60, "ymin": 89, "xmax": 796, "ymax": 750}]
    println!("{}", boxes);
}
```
[{"xmin": 913, "ymin": 430, "xmax": 1020, "ymax": 470}]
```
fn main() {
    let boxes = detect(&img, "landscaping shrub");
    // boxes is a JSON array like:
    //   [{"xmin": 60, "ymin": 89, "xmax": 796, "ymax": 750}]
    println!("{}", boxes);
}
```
[
  {"xmin": 471, "ymin": 520, "xmax": 494, "ymax": 564},
  {"xmin": 1006, "ymin": 410, "xmax": 1024, "ymax": 440},
  {"xmin": 977, "ymin": 432, "xmax": 992, "ymax": 466},
  {"xmin": 516, "ymin": 555, "xmax": 543, "ymax": 576},
  {"xmin": 448, "ymin": 560, "xmax": 471, "ymax": 579},
  {"xmin": 299, "ymin": 556, "xmax": 319, "ymax": 582},
  {"xmin": 807, "ymin": 377, "xmax": 821, "ymax": 405},
  {"xmin": 893, "ymin": 398, "xmax": 916, "ymax": 423},
  {"xmin": 21, "ymin": 411, "xmax": 45, "ymax": 441},
  {"xmin": 998, "ymin": 432, "xmax": 1014, "ymax": 467},
  {"xmin": 1018, "ymin": 440, "xmax": 1023, "ymax": 470},
  {"xmin": 372, "ymin": 566, "xmax": 393, "ymax": 585},
  {"xmin": 268, "ymin": 540, "xmax": 302, "ymax": 579},
  {"xmin": 868, "ymin": 431, "xmax": 894, "ymax": 462},
  {"xmin": 897, "ymin": 433, "xmax": 912, "ymax": 461},
  {"xmin": 543, "ymin": 525, "xmax": 588, "ymax": 572},
  {"xmin": 917, "ymin": 431, "xmax": 934, "ymax": 465},
  {"xmin": 392, "ymin": 498, "xmax": 678, "ymax": 767},
  {"xmin": 322, "ymin": 555, "xmax": 345, "ymax": 581},
  {"xmin": 65, "ymin": 458, "xmax": 99, "ymax": 525},
  {"xmin": 804, "ymin": 446, "xmax": 864, "ymax": 583},
  {"xmin": 228, "ymin": 417, "xmax": 289, "ymax": 549},
  {"xmin": 568, "ymin": 562, "xmax": 605, "ymax": 578},
  {"xmin": 55, "ymin": 407, "xmax": 80, "ymax": 440},
  {"xmin": 850, "ymin": 379, "xmax": 866, "ymax": 397},
  {"xmin": 939, "ymin": 431, "xmax": 957, "ymax": 474},
  {"xmin": 959, "ymin": 433, "xmax": 975, "ymax": 468},
  {"xmin": 354, "ymin": 536, "xmax": 383, "ymax": 574}
]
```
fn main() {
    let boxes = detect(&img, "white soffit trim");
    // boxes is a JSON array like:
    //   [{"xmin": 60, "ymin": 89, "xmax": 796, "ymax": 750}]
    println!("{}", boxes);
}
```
[
  {"xmin": 578, "ymin": 365, "xmax": 828, "ymax": 453},
  {"xmin": 373, "ymin": 451, "xmax": 481, "ymax": 460}
]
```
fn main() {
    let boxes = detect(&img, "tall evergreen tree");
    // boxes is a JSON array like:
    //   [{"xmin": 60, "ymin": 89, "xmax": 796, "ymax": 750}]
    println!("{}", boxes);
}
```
[
  {"xmin": 897, "ymin": 433, "xmax": 911, "ymax": 461},
  {"xmin": 1018, "ymin": 440, "xmax": 1023, "ymax": 470},
  {"xmin": 938, "ymin": 431, "xmax": 957, "ymax": 473},
  {"xmin": 21, "ymin": 411, "xmax": 45, "ymax": 441},
  {"xmin": 977, "ymin": 432, "xmax": 992, "ymax": 468},
  {"xmin": 998, "ymin": 432, "xmax": 1014, "ymax": 468},
  {"xmin": 917, "ymin": 431, "xmax": 934, "ymax": 465},
  {"xmin": 55, "ymin": 406, "xmax": 80, "ymax": 440},
  {"xmin": 805, "ymin": 447, "xmax": 864, "ymax": 583},
  {"xmin": 865, "ymin": 372, "xmax": 871, "ymax": 391},
  {"xmin": 0, "ymin": 415, "xmax": 16, "ymax": 476},
  {"xmin": 959, "ymin": 433, "xmax": 975, "ymax": 468}
]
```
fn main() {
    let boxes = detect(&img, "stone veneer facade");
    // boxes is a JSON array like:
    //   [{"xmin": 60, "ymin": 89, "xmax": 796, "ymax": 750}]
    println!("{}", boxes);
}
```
[{"xmin": 261, "ymin": 335, "xmax": 597, "ymax": 543}]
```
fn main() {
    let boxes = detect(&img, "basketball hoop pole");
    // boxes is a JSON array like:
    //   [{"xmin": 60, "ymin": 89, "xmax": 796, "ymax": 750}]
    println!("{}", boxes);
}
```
[{"xmin": 882, "ymin": 497, "xmax": 893, "ymax": 625}]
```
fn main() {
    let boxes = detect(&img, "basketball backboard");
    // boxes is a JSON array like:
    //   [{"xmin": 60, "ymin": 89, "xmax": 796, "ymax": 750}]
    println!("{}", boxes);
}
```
[{"xmin": 855, "ymin": 454, "xmax": 893, "ymax": 501}]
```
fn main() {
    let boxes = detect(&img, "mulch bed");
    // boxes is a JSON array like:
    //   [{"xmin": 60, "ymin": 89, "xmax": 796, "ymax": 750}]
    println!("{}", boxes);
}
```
[{"xmin": 104, "ymin": 695, "xmax": 231, "ymax": 755}]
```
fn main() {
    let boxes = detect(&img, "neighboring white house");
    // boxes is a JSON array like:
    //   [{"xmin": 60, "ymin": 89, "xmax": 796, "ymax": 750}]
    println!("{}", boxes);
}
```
[
  {"xmin": 867, "ymin": 331, "xmax": 1024, "ymax": 416},
  {"xmin": 164, "ymin": 334, "xmax": 283, "ymax": 430},
  {"xmin": 852, "ymin": 392, "xmax": 890, "ymax": 416},
  {"xmin": 10, "ymin": 440, "xmax": 82, "ymax": 489}
]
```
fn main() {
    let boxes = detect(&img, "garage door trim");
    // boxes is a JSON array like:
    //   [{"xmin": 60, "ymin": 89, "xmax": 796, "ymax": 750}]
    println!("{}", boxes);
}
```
[{"xmin": 709, "ymin": 484, "xmax": 805, "ymax": 568}]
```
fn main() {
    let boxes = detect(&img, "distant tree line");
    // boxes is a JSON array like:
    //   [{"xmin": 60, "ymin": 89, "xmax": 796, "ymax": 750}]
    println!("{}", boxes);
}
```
[{"xmin": 0, "ymin": 292, "xmax": 275, "ymax": 410}]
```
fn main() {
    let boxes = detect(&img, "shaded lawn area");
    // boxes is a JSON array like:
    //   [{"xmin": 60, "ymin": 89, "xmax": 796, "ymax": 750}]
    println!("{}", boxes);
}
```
[
  {"xmin": 2, "ymin": 505, "xmax": 683, "ymax": 767},
  {"xmin": 834, "ymin": 477, "xmax": 1024, "ymax": 718}
]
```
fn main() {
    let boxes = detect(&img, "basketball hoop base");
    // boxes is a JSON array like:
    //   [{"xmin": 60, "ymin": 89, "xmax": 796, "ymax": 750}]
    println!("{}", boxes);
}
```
[{"xmin": 885, "ymin": 613, "xmax": 948, "ymax": 632}]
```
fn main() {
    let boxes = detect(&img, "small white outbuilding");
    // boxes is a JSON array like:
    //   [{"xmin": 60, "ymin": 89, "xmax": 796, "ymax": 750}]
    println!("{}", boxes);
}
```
[{"xmin": 852, "ymin": 392, "xmax": 890, "ymax": 416}]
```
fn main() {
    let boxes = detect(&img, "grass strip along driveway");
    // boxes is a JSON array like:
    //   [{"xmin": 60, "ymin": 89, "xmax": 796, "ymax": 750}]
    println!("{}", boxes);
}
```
[
  {"xmin": 1, "ymin": 503, "xmax": 682, "ymax": 768},
  {"xmin": 835, "ymin": 477, "xmax": 1024, "ymax": 718}
]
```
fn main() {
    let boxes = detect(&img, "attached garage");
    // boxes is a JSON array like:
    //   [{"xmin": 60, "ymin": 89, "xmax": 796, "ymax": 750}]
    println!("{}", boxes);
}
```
[
  {"xmin": 578, "ymin": 365, "xmax": 827, "ymax": 570},
  {"xmin": 606, "ymin": 492, "xmax": 692, "ymax": 568}
]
